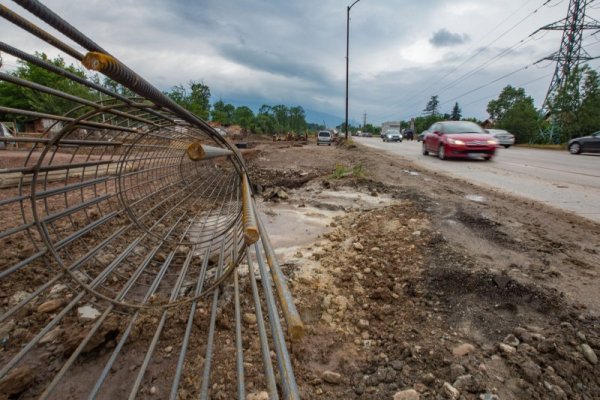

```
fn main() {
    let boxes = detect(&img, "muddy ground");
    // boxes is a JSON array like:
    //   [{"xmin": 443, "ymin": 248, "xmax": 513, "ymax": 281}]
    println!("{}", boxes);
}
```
[
  {"xmin": 246, "ymin": 139, "xmax": 600, "ymax": 399},
  {"xmin": 0, "ymin": 137, "xmax": 598, "ymax": 399}
]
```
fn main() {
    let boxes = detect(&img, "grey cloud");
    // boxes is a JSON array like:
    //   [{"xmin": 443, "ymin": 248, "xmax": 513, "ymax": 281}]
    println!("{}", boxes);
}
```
[
  {"xmin": 217, "ymin": 44, "xmax": 330, "ymax": 85},
  {"xmin": 430, "ymin": 29, "xmax": 470, "ymax": 47}
]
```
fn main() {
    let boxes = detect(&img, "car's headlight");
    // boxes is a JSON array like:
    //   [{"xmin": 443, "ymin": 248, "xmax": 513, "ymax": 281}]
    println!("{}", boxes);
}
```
[
  {"xmin": 447, "ymin": 138, "xmax": 464, "ymax": 145},
  {"xmin": 487, "ymin": 139, "xmax": 499, "ymax": 145}
]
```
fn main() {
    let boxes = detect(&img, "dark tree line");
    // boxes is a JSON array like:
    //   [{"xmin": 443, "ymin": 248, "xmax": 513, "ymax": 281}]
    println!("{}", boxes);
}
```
[{"xmin": 0, "ymin": 52, "xmax": 308, "ymax": 136}]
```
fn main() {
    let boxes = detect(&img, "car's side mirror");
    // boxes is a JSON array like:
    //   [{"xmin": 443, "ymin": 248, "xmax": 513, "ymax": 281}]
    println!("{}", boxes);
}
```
[{"xmin": 433, "ymin": 131, "xmax": 441, "ymax": 135}]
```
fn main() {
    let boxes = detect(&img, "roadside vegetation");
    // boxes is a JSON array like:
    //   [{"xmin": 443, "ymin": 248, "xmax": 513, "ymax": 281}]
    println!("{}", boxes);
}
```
[
  {"xmin": 394, "ymin": 64, "xmax": 600, "ymax": 145},
  {"xmin": 2, "ymin": 53, "xmax": 599, "ymax": 145},
  {"xmin": 331, "ymin": 163, "xmax": 366, "ymax": 179}
]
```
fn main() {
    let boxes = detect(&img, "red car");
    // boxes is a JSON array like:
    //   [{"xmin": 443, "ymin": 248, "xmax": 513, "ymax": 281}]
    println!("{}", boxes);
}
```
[{"xmin": 422, "ymin": 121, "xmax": 498, "ymax": 161}]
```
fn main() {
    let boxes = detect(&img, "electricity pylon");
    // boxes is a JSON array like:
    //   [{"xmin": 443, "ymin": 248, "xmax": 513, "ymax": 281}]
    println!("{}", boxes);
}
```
[{"xmin": 536, "ymin": 0, "xmax": 600, "ymax": 113}]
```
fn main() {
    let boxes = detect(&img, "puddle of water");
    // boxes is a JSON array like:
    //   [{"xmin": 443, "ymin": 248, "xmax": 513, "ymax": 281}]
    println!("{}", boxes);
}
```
[
  {"xmin": 257, "ymin": 187, "xmax": 397, "ymax": 260},
  {"xmin": 258, "ymin": 204, "xmax": 341, "ymax": 251},
  {"xmin": 465, "ymin": 194, "xmax": 486, "ymax": 203}
]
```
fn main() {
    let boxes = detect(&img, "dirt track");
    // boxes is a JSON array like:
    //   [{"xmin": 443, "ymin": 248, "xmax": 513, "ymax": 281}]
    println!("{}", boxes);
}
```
[{"xmin": 247, "ymin": 139, "xmax": 600, "ymax": 399}]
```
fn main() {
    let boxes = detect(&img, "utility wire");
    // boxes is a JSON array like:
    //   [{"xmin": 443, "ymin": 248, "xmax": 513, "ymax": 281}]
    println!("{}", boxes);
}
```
[
  {"xmin": 402, "ymin": 0, "xmax": 538, "ymax": 101},
  {"xmin": 394, "ymin": 0, "xmax": 556, "ymax": 113},
  {"xmin": 379, "ymin": 0, "xmax": 562, "ymax": 121}
]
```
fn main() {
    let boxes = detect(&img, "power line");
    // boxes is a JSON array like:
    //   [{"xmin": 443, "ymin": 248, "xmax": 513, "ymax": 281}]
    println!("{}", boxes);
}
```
[
  {"xmin": 388, "ymin": 0, "xmax": 559, "ymax": 116},
  {"xmin": 402, "ymin": 0, "xmax": 540, "ymax": 101},
  {"xmin": 538, "ymin": 0, "xmax": 600, "ymax": 111}
]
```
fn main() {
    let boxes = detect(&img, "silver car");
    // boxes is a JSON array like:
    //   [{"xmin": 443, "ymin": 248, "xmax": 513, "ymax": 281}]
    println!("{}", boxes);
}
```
[
  {"xmin": 317, "ymin": 130, "xmax": 332, "ymax": 146},
  {"xmin": 486, "ymin": 129, "xmax": 515, "ymax": 148},
  {"xmin": 383, "ymin": 130, "xmax": 403, "ymax": 142}
]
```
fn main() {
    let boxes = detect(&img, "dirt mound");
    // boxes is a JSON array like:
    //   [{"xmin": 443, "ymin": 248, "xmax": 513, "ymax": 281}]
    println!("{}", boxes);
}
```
[{"xmin": 285, "ymin": 177, "xmax": 599, "ymax": 399}]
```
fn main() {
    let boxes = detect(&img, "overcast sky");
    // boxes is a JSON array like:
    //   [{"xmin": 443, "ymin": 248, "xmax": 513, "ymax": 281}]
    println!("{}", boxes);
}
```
[{"xmin": 2, "ymin": 0, "xmax": 600, "ymax": 125}]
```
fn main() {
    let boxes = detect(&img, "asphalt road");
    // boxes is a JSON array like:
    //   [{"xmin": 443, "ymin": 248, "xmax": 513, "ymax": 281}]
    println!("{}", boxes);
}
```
[{"xmin": 355, "ymin": 137, "xmax": 600, "ymax": 222}]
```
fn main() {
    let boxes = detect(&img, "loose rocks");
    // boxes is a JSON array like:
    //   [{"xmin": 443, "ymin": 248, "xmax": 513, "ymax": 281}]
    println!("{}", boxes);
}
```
[
  {"xmin": 393, "ymin": 389, "xmax": 420, "ymax": 400},
  {"xmin": 442, "ymin": 382, "xmax": 460, "ymax": 400},
  {"xmin": 0, "ymin": 365, "xmax": 34, "ymax": 396},
  {"xmin": 322, "ymin": 370, "xmax": 342, "ymax": 384},
  {"xmin": 77, "ymin": 305, "xmax": 101, "ymax": 321},
  {"xmin": 498, "ymin": 343, "xmax": 516, "ymax": 355},
  {"xmin": 37, "ymin": 299, "xmax": 62, "ymax": 313},
  {"xmin": 580, "ymin": 344, "xmax": 598, "ymax": 365},
  {"xmin": 452, "ymin": 343, "xmax": 475, "ymax": 357},
  {"xmin": 246, "ymin": 392, "xmax": 269, "ymax": 400},
  {"xmin": 243, "ymin": 313, "xmax": 257, "ymax": 325}
]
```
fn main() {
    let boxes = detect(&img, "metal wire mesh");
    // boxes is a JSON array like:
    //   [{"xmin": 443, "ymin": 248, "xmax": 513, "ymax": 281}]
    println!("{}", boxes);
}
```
[{"xmin": 0, "ymin": 1, "xmax": 302, "ymax": 398}]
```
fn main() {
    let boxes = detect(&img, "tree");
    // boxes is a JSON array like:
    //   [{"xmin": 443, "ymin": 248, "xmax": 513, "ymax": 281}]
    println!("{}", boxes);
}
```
[
  {"xmin": 450, "ymin": 102, "xmax": 462, "ymax": 121},
  {"xmin": 487, "ymin": 86, "xmax": 540, "ymax": 143},
  {"xmin": 0, "ymin": 52, "xmax": 96, "ymax": 119},
  {"xmin": 233, "ymin": 106, "xmax": 254, "ymax": 132},
  {"xmin": 211, "ymin": 100, "xmax": 235, "ymax": 125},
  {"xmin": 271, "ymin": 105, "xmax": 289, "ymax": 133},
  {"xmin": 165, "ymin": 80, "xmax": 211, "ymax": 119},
  {"xmin": 422, "ymin": 95, "xmax": 440, "ymax": 116},
  {"xmin": 549, "ymin": 66, "xmax": 584, "ymax": 142},
  {"xmin": 99, "ymin": 77, "xmax": 135, "ymax": 98},
  {"xmin": 498, "ymin": 100, "xmax": 540, "ymax": 143},
  {"xmin": 577, "ymin": 67, "xmax": 600, "ymax": 135},
  {"xmin": 258, "ymin": 104, "xmax": 272, "ymax": 116},
  {"xmin": 548, "ymin": 65, "xmax": 600, "ymax": 142},
  {"xmin": 251, "ymin": 113, "xmax": 276, "ymax": 135},
  {"xmin": 413, "ymin": 114, "xmax": 444, "ymax": 134},
  {"xmin": 288, "ymin": 106, "xmax": 307, "ymax": 133},
  {"xmin": 486, "ymin": 86, "xmax": 530, "ymax": 121}
]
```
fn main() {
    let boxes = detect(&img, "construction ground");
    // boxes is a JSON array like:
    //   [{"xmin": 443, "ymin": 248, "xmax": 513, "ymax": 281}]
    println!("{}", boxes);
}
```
[{"xmin": 1, "ymin": 136, "xmax": 599, "ymax": 399}]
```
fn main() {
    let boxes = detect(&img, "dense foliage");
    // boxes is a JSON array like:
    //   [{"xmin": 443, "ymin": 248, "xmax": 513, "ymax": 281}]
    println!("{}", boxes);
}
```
[
  {"xmin": 0, "ymin": 53, "xmax": 96, "ymax": 120},
  {"xmin": 487, "ymin": 85, "xmax": 540, "ymax": 143},
  {"xmin": 548, "ymin": 65, "xmax": 600, "ymax": 143}
]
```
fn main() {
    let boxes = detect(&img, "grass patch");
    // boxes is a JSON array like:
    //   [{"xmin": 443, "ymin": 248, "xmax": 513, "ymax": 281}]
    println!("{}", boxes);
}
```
[
  {"xmin": 338, "ymin": 138, "xmax": 357, "ymax": 149},
  {"xmin": 331, "ymin": 163, "xmax": 365, "ymax": 179}
]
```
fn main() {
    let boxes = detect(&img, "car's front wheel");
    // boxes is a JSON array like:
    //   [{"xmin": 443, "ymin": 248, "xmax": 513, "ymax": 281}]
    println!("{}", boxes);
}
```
[
  {"xmin": 438, "ymin": 144, "xmax": 446, "ymax": 160},
  {"xmin": 569, "ymin": 142, "xmax": 581, "ymax": 154},
  {"xmin": 422, "ymin": 142, "xmax": 428, "ymax": 155}
]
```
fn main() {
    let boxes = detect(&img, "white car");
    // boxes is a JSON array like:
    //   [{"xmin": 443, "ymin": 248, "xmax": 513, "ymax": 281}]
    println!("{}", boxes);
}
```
[
  {"xmin": 486, "ymin": 129, "xmax": 515, "ymax": 148},
  {"xmin": 317, "ymin": 130, "xmax": 332, "ymax": 146}
]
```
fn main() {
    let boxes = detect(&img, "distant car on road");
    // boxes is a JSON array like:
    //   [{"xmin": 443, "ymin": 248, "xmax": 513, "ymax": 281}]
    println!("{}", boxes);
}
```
[
  {"xmin": 568, "ymin": 131, "xmax": 600, "ymax": 154},
  {"xmin": 383, "ymin": 130, "xmax": 402, "ymax": 142},
  {"xmin": 417, "ymin": 130, "xmax": 428, "ymax": 142},
  {"xmin": 422, "ymin": 121, "xmax": 498, "ymax": 161},
  {"xmin": 317, "ymin": 130, "xmax": 332, "ymax": 146},
  {"xmin": 361, "ymin": 132, "xmax": 372, "ymax": 137},
  {"xmin": 486, "ymin": 129, "xmax": 515, "ymax": 148},
  {"xmin": 0, "ymin": 123, "xmax": 15, "ymax": 150}
]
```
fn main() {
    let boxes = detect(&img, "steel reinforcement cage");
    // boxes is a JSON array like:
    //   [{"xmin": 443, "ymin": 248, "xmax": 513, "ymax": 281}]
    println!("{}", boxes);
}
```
[{"xmin": 0, "ymin": 1, "xmax": 303, "ymax": 399}]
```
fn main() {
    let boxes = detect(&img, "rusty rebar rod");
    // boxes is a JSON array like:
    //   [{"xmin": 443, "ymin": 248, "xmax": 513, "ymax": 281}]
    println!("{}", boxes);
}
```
[{"xmin": 0, "ymin": 1, "xmax": 301, "ymax": 398}]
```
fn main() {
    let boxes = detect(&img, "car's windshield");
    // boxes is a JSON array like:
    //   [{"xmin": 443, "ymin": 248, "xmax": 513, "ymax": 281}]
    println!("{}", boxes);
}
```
[
  {"xmin": 318, "ymin": 132, "xmax": 330, "ymax": 137},
  {"xmin": 444, "ymin": 122, "xmax": 484, "ymax": 134}
]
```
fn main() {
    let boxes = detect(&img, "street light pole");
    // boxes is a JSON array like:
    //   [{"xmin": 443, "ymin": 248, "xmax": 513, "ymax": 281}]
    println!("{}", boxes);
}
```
[{"xmin": 345, "ymin": 0, "xmax": 361, "ymax": 140}]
